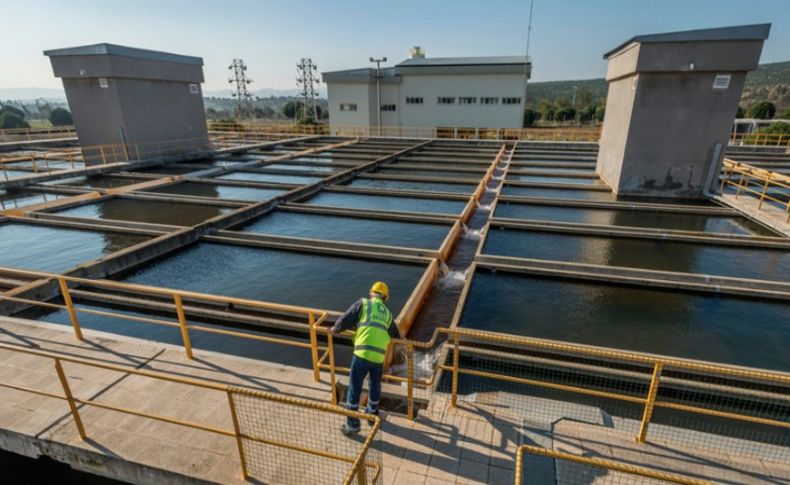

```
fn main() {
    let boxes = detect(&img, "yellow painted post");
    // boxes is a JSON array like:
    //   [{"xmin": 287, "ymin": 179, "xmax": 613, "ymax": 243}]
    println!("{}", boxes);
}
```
[
  {"xmin": 328, "ymin": 332, "xmax": 338, "ymax": 406},
  {"xmin": 308, "ymin": 312, "xmax": 321, "ymax": 382},
  {"xmin": 58, "ymin": 277, "xmax": 83, "ymax": 341},
  {"xmin": 226, "ymin": 390, "xmax": 250, "ymax": 480},
  {"xmin": 637, "ymin": 361, "xmax": 663, "ymax": 443},
  {"xmin": 67, "ymin": 150, "xmax": 74, "ymax": 169},
  {"xmin": 356, "ymin": 453, "xmax": 368, "ymax": 485},
  {"xmin": 54, "ymin": 358, "xmax": 87, "ymax": 440},
  {"xmin": 451, "ymin": 333, "xmax": 460, "ymax": 407},
  {"xmin": 173, "ymin": 294, "xmax": 193, "ymax": 359},
  {"xmin": 406, "ymin": 342, "xmax": 414, "ymax": 420},
  {"xmin": 99, "ymin": 147, "xmax": 107, "ymax": 165},
  {"xmin": 758, "ymin": 173, "xmax": 771, "ymax": 209}
]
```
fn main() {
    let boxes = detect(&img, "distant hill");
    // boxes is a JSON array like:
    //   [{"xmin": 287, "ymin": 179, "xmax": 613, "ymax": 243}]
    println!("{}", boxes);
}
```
[{"xmin": 527, "ymin": 60, "xmax": 790, "ymax": 111}]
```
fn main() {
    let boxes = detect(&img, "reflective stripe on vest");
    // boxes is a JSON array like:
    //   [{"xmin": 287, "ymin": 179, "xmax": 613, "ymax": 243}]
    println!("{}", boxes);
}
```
[{"xmin": 353, "ymin": 297, "xmax": 393, "ymax": 364}]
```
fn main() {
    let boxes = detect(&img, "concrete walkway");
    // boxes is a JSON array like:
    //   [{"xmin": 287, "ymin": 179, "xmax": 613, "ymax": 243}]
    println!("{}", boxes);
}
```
[
  {"xmin": 1, "ymin": 316, "xmax": 789, "ymax": 484},
  {"xmin": 716, "ymin": 193, "xmax": 790, "ymax": 236}
]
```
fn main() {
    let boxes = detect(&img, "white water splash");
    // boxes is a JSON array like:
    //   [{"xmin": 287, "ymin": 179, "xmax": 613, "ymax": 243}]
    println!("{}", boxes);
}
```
[
  {"xmin": 462, "ymin": 226, "xmax": 482, "ymax": 240},
  {"xmin": 477, "ymin": 202, "xmax": 493, "ymax": 211},
  {"xmin": 390, "ymin": 349, "xmax": 438, "ymax": 381},
  {"xmin": 438, "ymin": 268, "xmax": 468, "ymax": 290}
]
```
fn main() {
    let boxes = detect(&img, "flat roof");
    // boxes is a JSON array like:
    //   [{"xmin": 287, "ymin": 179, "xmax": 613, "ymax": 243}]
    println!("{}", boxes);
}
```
[
  {"xmin": 396, "ymin": 55, "xmax": 529, "ymax": 67},
  {"xmin": 43, "ymin": 43, "xmax": 203, "ymax": 66},
  {"xmin": 604, "ymin": 23, "xmax": 771, "ymax": 59}
]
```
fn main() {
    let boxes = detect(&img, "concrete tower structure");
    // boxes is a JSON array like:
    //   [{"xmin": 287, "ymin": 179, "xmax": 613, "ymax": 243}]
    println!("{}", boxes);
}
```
[
  {"xmin": 44, "ymin": 43, "xmax": 209, "ymax": 164},
  {"xmin": 596, "ymin": 24, "xmax": 770, "ymax": 199}
]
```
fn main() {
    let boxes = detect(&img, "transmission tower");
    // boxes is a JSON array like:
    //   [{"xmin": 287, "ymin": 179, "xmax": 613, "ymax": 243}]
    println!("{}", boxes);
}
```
[
  {"xmin": 296, "ymin": 58, "xmax": 320, "ymax": 121},
  {"xmin": 228, "ymin": 58, "xmax": 254, "ymax": 119}
]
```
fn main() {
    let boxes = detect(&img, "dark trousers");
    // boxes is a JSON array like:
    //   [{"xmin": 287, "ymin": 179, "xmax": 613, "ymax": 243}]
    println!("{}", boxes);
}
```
[{"xmin": 345, "ymin": 355, "xmax": 383, "ymax": 430}]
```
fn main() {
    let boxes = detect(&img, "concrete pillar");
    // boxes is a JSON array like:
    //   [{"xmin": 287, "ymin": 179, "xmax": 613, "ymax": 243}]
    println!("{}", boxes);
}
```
[
  {"xmin": 44, "ymin": 43, "xmax": 209, "ymax": 165},
  {"xmin": 597, "ymin": 24, "xmax": 770, "ymax": 199}
]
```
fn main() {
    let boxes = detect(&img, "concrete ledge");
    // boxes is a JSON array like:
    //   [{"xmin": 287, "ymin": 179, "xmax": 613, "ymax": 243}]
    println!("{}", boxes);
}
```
[{"xmin": 497, "ymin": 195, "xmax": 736, "ymax": 214}]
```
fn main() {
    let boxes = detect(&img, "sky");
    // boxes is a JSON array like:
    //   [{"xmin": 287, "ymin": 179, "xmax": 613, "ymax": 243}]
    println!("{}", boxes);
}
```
[{"xmin": 1, "ymin": 0, "xmax": 789, "ymax": 95}]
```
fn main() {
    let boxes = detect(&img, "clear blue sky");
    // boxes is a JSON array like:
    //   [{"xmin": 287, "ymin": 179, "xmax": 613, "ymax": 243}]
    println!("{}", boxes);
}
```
[{"xmin": 2, "ymin": 0, "xmax": 789, "ymax": 93}]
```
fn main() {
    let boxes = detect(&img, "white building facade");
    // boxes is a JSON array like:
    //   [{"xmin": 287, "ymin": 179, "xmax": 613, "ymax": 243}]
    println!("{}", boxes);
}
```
[{"xmin": 323, "ymin": 50, "xmax": 531, "ymax": 133}]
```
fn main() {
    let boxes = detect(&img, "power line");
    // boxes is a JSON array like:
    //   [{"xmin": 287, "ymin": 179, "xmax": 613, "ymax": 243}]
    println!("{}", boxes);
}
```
[
  {"xmin": 228, "ymin": 58, "xmax": 254, "ymax": 119},
  {"xmin": 296, "ymin": 58, "xmax": 320, "ymax": 122}
]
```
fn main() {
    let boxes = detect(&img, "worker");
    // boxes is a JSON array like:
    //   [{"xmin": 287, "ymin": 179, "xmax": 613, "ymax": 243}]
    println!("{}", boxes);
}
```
[{"xmin": 332, "ymin": 281, "xmax": 401, "ymax": 436}]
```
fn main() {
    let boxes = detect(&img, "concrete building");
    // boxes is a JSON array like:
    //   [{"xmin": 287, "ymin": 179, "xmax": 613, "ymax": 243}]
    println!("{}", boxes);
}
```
[
  {"xmin": 596, "ymin": 24, "xmax": 770, "ymax": 199},
  {"xmin": 44, "ymin": 43, "xmax": 209, "ymax": 164},
  {"xmin": 323, "ymin": 48, "xmax": 531, "ymax": 134}
]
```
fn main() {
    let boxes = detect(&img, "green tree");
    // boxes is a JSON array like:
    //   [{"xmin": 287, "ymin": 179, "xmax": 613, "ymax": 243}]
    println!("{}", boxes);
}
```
[
  {"xmin": 756, "ymin": 122, "xmax": 790, "ymax": 134},
  {"xmin": 595, "ymin": 105, "xmax": 606, "ymax": 122},
  {"xmin": 736, "ymin": 106, "xmax": 746, "ymax": 118},
  {"xmin": 282, "ymin": 100, "xmax": 303, "ymax": 119},
  {"xmin": 574, "ymin": 87, "xmax": 594, "ymax": 108},
  {"xmin": 522, "ymin": 109, "xmax": 538, "ymax": 127},
  {"xmin": 0, "ymin": 112, "xmax": 30, "ymax": 129},
  {"xmin": 554, "ymin": 96, "xmax": 570, "ymax": 109},
  {"xmin": 538, "ymin": 100, "xmax": 555, "ymax": 121},
  {"xmin": 780, "ymin": 108, "xmax": 790, "ymax": 120},
  {"xmin": 554, "ymin": 107, "xmax": 576, "ymax": 123},
  {"xmin": 746, "ymin": 101, "xmax": 776, "ymax": 119},
  {"xmin": 576, "ymin": 105, "xmax": 596, "ymax": 123},
  {"xmin": 0, "ymin": 105, "xmax": 26, "ymax": 119},
  {"xmin": 49, "ymin": 107, "xmax": 73, "ymax": 126}
]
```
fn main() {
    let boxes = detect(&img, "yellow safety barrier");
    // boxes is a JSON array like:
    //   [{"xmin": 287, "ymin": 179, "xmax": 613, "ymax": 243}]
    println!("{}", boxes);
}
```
[
  {"xmin": 0, "ymin": 267, "xmax": 328, "ymax": 377},
  {"xmin": 514, "ymin": 445, "xmax": 712, "ymax": 485},
  {"xmin": 730, "ymin": 131, "xmax": 790, "ymax": 147},
  {"xmin": 721, "ymin": 158, "xmax": 790, "ymax": 222},
  {"xmin": 0, "ymin": 126, "xmax": 76, "ymax": 143},
  {"xmin": 0, "ymin": 341, "xmax": 381, "ymax": 484},
  {"xmin": 208, "ymin": 121, "xmax": 603, "ymax": 142}
]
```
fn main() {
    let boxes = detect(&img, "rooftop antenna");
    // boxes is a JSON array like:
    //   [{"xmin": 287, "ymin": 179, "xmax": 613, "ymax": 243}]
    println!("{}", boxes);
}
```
[
  {"xmin": 296, "ymin": 58, "xmax": 320, "ymax": 122},
  {"xmin": 228, "ymin": 58, "xmax": 254, "ymax": 119},
  {"xmin": 523, "ymin": 0, "xmax": 535, "ymax": 112}
]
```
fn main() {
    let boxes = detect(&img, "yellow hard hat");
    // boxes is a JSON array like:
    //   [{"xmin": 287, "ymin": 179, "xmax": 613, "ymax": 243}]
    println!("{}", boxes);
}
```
[{"xmin": 370, "ymin": 281, "xmax": 389, "ymax": 300}]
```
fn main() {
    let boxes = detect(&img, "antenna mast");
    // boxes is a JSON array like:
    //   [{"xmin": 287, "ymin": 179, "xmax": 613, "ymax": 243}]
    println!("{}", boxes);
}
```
[
  {"xmin": 228, "ymin": 58, "xmax": 254, "ymax": 119},
  {"xmin": 296, "ymin": 58, "xmax": 320, "ymax": 122}
]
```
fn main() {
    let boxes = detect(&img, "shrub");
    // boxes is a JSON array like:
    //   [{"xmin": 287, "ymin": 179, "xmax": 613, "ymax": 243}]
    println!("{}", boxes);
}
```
[
  {"xmin": 745, "ymin": 101, "xmax": 776, "ymax": 119},
  {"xmin": 49, "ymin": 107, "xmax": 73, "ymax": 126},
  {"xmin": 523, "ymin": 109, "xmax": 538, "ymax": 127}
]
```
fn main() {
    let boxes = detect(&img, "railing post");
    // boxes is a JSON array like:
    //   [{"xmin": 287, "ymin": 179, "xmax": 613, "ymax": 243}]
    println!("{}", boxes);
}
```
[
  {"xmin": 406, "ymin": 342, "xmax": 414, "ymax": 420},
  {"xmin": 226, "ymin": 390, "xmax": 249, "ymax": 480},
  {"xmin": 328, "ymin": 332, "xmax": 338, "ymax": 405},
  {"xmin": 173, "ymin": 294, "xmax": 193, "ymax": 359},
  {"xmin": 308, "ymin": 312, "xmax": 321, "ymax": 382},
  {"xmin": 451, "ymin": 333, "xmax": 460, "ymax": 407},
  {"xmin": 758, "ymin": 173, "xmax": 771, "ymax": 209},
  {"xmin": 58, "ymin": 277, "xmax": 83, "ymax": 341},
  {"xmin": 637, "ymin": 361, "xmax": 663, "ymax": 443},
  {"xmin": 54, "ymin": 358, "xmax": 87, "ymax": 440},
  {"xmin": 99, "ymin": 147, "xmax": 107, "ymax": 165},
  {"xmin": 356, "ymin": 451, "xmax": 368, "ymax": 485}
]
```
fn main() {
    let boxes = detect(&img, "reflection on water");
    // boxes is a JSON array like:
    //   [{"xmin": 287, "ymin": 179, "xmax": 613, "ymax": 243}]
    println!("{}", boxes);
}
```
[
  {"xmin": 348, "ymin": 178, "xmax": 477, "ymax": 194},
  {"xmin": 304, "ymin": 192, "xmax": 466, "ymax": 215},
  {"xmin": 241, "ymin": 210, "xmax": 450, "ymax": 249},
  {"xmin": 216, "ymin": 171, "xmax": 324, "ymax": 184},
  {"xmin": 484, "ymin": 229, "xmax": 790, "ymax": 282},
  {"xmin": 461, "ymin": 271, "xmax": 790, "ymax": 371},
  {"xmin": 377, "ymin": 168, "xmax": 485, "ymax": 179},
  {"xmin": 55, "ymin": 198, "xmax": 230, "ymax": 226},
  {"xmin": 123, "ymin": 242, "xmax": 426, "ymax": 313},
  {"xmin": 494, "ymin": 203, "xmax": 773, "ymax": 236},
  {"xmin": 502, "ymin": 185, "xmax": 615, "ymax": 201},
  {"xmin": 0, "ymin": 222, "xmax": 148, "ymax": 272},
  {"xmin": 146, "ymin": 181, "xmax": 284, "ymax": 201},
  {"xmin": 0, "ymin": 190, "xmax": 65, "ymax": 210}
]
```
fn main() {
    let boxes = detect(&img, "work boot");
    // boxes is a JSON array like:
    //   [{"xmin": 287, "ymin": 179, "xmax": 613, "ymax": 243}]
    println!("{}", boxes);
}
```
[
  {"xmin": 341, "ymin": 423, "xmax": 360, "ymax": 436},
  {"xmin": 364, "ymin": 407, "xmax": 379, "ymax": 424}
]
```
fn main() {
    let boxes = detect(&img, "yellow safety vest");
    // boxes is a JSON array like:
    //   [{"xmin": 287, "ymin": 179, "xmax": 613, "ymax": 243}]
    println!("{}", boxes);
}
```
[{"xmin": 353, "ymin": 297, "xmax": 394, "ymax": 364}]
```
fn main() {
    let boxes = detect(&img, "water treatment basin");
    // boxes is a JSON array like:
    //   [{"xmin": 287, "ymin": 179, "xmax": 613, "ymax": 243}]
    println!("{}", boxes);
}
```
[
  {"xmin": 0, "ymin": 190, "xmax": 66, "ymax": 210},
  {"xmin": 460, "ymin": 269, "xmax": 790, "ymax": 371},
  {"xmin": 239, "ymin": 210, "xmax": 452, "ymax": 249},
  {"xmin": 215, "ymin": 172, "xmax": 324, "ymax": 185},
  {"xmin": 53, "ymin": 197, "xmax": 231, "ymax": 226},
  {"xmin": 0, "ymin": 222, "xmax": 148, "ymax": 272},
  {"xmin": 144, "ymin": 182, "xmax": 286, "ymax": 201},
  {"xmin": 302, "ymin": 192, "xmax": 467, "ymax": 215},
  {"xmin": 121, "ymin": 241, "xmax": 427, "ymax": 313},
  {"xmin": 347, "ymin": 178, "xmax": 478, "ymax": 194}
]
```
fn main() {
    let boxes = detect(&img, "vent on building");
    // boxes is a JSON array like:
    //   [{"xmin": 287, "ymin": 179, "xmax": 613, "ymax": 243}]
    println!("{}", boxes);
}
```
[
  {"xmin": 99, "ymin": 78, "xmax": 109, "ymax": 89},
  {"xmin": 189, "ymin": 83, "xmax": 199, "ymax": 94},
  {"xmin": 713, "ymin": 74, "xmax": 731, "ymax": 90}
]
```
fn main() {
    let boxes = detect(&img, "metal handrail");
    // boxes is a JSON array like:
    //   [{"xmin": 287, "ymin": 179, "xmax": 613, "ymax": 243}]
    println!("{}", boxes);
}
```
[
  {"xmin": 514, "ymin": 445, "xmax": 713, "ymax": 485},
  {"xmin": 729, "ymin": 131, "xmax": 790, "ymax": 147},
  {"xmin": 0, "ymin": 341, "xmax": 380, "ymax": 483},
  {"xmin": 0, "ymin": 266, "xmax": 328, "ymax": 378},
  {"xmin": 720, "ymin": 158, "xmax": 790, "ymax": 222}
]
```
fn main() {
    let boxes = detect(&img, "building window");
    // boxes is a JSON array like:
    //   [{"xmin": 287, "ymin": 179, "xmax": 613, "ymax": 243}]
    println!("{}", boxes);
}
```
[
  {"xmin": 459, "ymin": 97, "xmax": 477, "ymax": 104},
  {"xmin": 339, "ymin": 103, "xmax": 358, "ymax": 111},
  {"xmin": 481, "ymin": 97, "xmax": 499, "ymax": 104},
  {"xmin": 406, "ymin": 97, "xmax": 423, "ymax": 104},
  {"xmin": 502, "ymin": 97, "xmax": 522, "ymax": 104},
  {"xmin": 98, "ymin": 78, "xmax": 109, "ymax": 89},
  {"xmin": 189, "ymin": 83, "xmax": 199, "ymax": 94},
  {"xmin": 437, "ymin": 97, "xmax": 456, "ymax": 105},
  {"xmin": 381, "ymin": 104, "xmax": 396, "ymax": 111}
]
